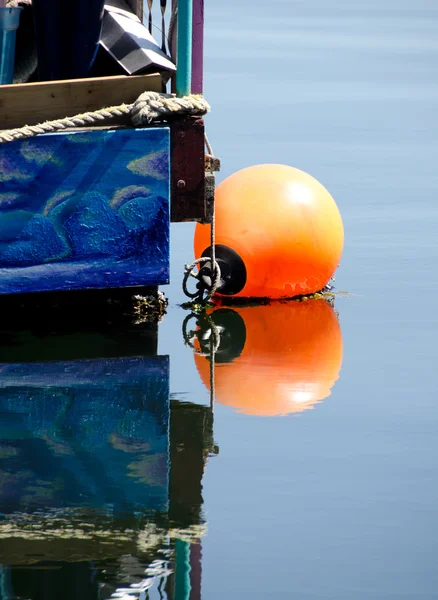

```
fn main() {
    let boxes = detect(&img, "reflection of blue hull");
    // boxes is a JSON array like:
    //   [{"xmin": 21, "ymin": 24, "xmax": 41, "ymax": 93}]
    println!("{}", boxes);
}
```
[
  {"xmin": 0, "ymin": 353, "xmax": 209, "ymax": 598},
  {"xmin": 0, "ymin": 127, "xmax": 170, "ymax": 295},
  {"xmin": 0, "ymin": 355, "xmax": 170, "ymax": 517},
  {"xmin": 0, "ymin": 258, "xmax": 168, "ymax": 295}
]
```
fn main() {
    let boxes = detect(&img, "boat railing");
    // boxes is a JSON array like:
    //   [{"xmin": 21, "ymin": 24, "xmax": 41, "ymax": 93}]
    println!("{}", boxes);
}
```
[{"xmin": 137, "ymin": 0, "xmax": 204, "ymax": 96}]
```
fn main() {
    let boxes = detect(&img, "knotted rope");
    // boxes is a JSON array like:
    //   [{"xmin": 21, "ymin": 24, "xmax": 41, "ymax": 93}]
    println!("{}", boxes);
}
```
[
  {"xmin": 131, "ymin": 92, "xmax": 210, "ymax": 125},
  {"xmin": 0, "ymin": 91, "xmax": 210, "ymax": 144}
]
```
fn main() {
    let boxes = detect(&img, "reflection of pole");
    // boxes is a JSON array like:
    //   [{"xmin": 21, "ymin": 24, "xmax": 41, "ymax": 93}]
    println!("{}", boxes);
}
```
[
  {"xmin": 169, "ymin": 401, "xmax": 213, "ymax": 526},
  {"xmin": 175, "ymin": 539, "xmax": 191, "ymax": 600},
  {"xmin": 189, "ymin": 540, "xmax": 202, "ymax": 600},
  {"xmin": 0, "ymin": 566, "xmax": 14, "ymax": 600},
  {"xmin": 165, "ymin": 564, "xmax": 175, "ymax": 600},
  {"xmin": 210, "ymin": 331, "xmax": 215, "ymax": 414}
]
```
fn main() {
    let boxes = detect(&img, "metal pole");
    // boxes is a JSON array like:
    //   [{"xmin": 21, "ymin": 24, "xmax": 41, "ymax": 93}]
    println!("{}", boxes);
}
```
[{"xmin": 176, "ymin": 0, "xmax": 193, "ymax": 96}]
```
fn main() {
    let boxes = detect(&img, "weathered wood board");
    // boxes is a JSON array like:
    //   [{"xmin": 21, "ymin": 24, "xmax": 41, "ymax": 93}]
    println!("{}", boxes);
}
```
[
  {"xmin": 171, "ymin": 116, "xmax": 206, "ymax": 222},
  {"xmin": 0, "ymin": 127, "xmax": 170, "ymax": 294},
  {"xmin": 0, "ymin": 74, "xmax": 162, "ymax": 129}
]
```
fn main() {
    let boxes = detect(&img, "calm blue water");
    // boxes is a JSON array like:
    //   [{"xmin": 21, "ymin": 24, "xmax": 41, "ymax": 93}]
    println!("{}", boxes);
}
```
[{"xmin": 1, "ymin": 1, "xmax": 438, "ymax": 599}]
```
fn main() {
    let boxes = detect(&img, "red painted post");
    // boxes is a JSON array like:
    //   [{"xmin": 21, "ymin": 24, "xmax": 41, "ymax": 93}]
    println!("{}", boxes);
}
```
[
  {"xmin": 170, "ymin": 117, "xmax": 206, "ymax": 222},
  {"xmin": 191, "ymin": 0, "xmax": 204, "ymax": 94}
]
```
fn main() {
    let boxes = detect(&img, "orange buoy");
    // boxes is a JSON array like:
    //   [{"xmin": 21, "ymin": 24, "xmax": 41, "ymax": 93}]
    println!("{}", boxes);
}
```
[
  {"xmin": 194, "ymin": 164, "xmax": 344, "ymax": 298},
  {"xmin": 193, "ymin": 299, "xmax": 343, "ymax": 416}
]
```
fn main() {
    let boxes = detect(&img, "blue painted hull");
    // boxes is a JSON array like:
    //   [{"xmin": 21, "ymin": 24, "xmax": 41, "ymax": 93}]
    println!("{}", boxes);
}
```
[{"xmin": 0, "ymin": 127, "xmax": 170, "ymax": 295}]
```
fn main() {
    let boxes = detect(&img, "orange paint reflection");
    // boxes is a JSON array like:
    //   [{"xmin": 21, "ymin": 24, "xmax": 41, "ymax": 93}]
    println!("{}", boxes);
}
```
[{"xmin": 193, "ymin": 299, "xmax": 343, "ymax": 416}]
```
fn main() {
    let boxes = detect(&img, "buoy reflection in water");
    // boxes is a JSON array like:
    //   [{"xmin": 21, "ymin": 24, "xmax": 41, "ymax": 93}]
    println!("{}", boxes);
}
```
[{"xmin": 192, "ymin": 299, "xmax": 343, "ymax": 416}]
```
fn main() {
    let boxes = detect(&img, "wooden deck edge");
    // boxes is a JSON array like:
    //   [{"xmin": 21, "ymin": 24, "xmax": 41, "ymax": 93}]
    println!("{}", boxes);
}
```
[{"xmin": 0, "ymin": 74, "xmax": 163, "ymax": 129}]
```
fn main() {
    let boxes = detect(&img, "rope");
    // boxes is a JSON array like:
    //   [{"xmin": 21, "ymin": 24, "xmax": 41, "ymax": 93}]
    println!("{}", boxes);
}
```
[
  {"xmin": 182, "ymin": 312, "xmax": 221, "ymax": 357},
  {"xmin": 204, "ymin": 133, "xmax": 213, "ymax": 157},
  {"xmin": 182, "ymin": 311, "xmax": 219, "ymax": 411},
  {"xmin": 182, "ymin": 255, "xmax": 221, "ymax": 301},
  {"xmin": 0, "ymin": 106, "xmax": 131, "ymax": 143},
  {"xmin": 167, "ymin": 2, "xmax": 178, "ymax": 62},
  {"xmin": 209, "ymin": 328, "xmax": 216, "ymax": 412},
  {"xmin": 182, "ymin": 133, "xmax": 221, "ymax": 303},
  {"xmin": 131, "ymin": 92, "xmax": 210, "ymax": 126},
  {"xmin": 0, "ymin": 91, "xmax": 210, "ymax": 144}
]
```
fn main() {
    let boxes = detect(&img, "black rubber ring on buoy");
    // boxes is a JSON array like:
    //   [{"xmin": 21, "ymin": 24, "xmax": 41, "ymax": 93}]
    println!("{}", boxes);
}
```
[{"xmin": 201, "ymin": 244, "xmax": 247, "ymax": 295}]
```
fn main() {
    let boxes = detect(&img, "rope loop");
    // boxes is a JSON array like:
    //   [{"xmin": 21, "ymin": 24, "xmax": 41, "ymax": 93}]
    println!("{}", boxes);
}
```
[
  {"xmin": 182, "ymin": 256, "xmax": 222, "ymax": 302},
  {"xmin": 182, "ymin": 312, "xmax": 221, "ymax": 357},
  {"xmin": 0, "ymin": 93, "xmax": 209, "ymax": 144}
]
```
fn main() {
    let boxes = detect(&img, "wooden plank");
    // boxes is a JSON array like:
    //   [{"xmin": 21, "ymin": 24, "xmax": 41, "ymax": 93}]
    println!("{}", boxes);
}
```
[
  {"xmin": 0, "ymin": 74, "xmax": 162, "ymax": 129},
  {"xmin": 171, "ymin": 117, "xmax": 206, "ymax": 222},
  {"xmin": 205, "ymin": 154, "xmax": 220, "ymax": 172},
  {"xmin": 0, "ymin": 127, "xmax": 170, "ymax": 295},
  {"xmin": 204, "ymin": 172, "xmax": 215, "ymax": 224}
]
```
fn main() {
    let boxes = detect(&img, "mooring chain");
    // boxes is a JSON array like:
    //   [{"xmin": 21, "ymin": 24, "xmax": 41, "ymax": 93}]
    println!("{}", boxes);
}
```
[{"xmin": 182, "ymin": 256, "xmax": 221, "ymax": 302}]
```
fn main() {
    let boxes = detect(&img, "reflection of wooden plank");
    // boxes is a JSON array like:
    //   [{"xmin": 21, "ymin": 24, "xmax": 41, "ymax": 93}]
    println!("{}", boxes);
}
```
[{"xmin": 0, "ymin": 74, "xmax": 162, "ymax": 129}]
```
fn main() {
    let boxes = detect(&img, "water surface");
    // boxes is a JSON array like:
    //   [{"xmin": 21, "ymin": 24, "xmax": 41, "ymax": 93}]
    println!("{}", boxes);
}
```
[{"xmin": 1, "ymin": 1, "xmax": 438, "ymax": 598}]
